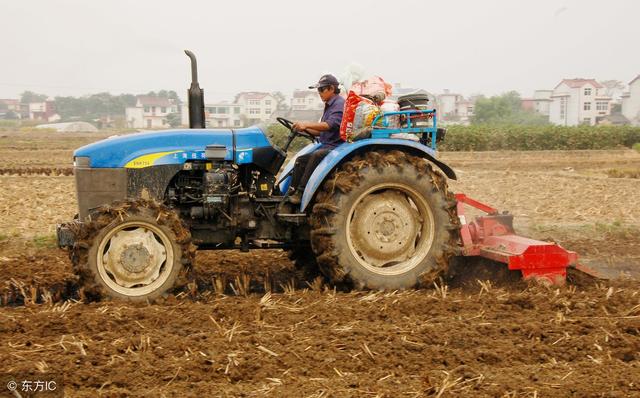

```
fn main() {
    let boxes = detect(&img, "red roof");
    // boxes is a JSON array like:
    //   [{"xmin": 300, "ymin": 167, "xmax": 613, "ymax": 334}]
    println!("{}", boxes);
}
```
[
  {"xmin": 555, "ymin": 79, "xmax": 603, "ymax": 89},
  {"xmin": 629, "ymin": 74, "xmax": 640, "ymax": 86},
  {"xmin": 137, "ymin": 96, "xmax": 172, "ymax": 107},
  {"xmin": 0, "ymin": 99, "xmax": 19, "ymax": 105}
]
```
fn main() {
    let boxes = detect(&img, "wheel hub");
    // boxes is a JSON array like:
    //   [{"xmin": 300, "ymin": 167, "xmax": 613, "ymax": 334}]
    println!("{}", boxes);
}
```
[
  {"xmin": 350, "ymin": 191, "xmax": 421, "ymax": 267},
  {"xmin": 102, "ymin": 228, "xmax": 167, "ymax": 288},
  {"xmin": 120, "ymin": 244, "xmax": 152, "ymax": 273}
]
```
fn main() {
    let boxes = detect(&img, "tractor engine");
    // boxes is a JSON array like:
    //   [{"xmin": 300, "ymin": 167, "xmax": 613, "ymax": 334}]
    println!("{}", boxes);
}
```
[
  {"xmin": 166, "ymin": 162, "xmax": 239, "ymax": 221},
  {"xmin": 196, "ymin": 165, "xmax": 237, "ymax": 219}
]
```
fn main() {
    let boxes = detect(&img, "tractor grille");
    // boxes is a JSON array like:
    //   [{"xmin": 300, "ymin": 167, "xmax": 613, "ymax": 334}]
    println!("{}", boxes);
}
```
[{"xmin": 74, "ymin": 158, "xmax": 127, "ymax": 218}]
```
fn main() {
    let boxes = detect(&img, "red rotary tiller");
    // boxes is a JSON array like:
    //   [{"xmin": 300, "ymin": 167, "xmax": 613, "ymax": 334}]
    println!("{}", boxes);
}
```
[{"xmin": 455, "ymin": 193, "xmax": 602, "ymax": 285}]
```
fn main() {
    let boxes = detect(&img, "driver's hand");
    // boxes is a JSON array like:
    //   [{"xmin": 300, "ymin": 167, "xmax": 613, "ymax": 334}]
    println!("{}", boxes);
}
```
[{"xmin": 292, "ymin": 121, "xmax": 307, "ymax": 132}]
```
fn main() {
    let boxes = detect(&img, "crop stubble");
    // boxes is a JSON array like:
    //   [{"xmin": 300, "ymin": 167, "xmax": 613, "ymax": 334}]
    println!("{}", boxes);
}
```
[{"xmin": 0, "ymin": 135, "xmax": 639, "ymax": 396}]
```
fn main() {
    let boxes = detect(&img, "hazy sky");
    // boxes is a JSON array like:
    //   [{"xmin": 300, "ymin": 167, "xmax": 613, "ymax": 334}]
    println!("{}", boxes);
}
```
[{"xmin": 1, "ymin": 0, "xmax": 638, "ymax": 101}]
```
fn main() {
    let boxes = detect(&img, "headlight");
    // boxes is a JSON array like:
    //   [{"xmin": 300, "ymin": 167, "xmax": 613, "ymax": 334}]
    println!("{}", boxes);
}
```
[{"xmin": 74, "ymin": 156, "xmax": 90, "ymax": 167}]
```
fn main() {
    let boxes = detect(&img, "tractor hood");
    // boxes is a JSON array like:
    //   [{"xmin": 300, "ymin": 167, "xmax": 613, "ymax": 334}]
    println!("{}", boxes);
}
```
[{"xmin": 74, "ymin": 127, "xmax": 272, "ymax": 168}]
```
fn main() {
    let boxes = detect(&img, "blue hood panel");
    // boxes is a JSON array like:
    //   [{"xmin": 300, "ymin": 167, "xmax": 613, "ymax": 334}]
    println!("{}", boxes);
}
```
[{"xmin": 75, "ymin": 127, "xmax": 272, "ymax": 168}]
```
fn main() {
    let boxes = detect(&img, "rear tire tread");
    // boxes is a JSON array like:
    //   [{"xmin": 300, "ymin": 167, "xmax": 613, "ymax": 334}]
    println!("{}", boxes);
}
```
[{"xmin": 309, "ymin": 150, "xmax": 460, "ymax": 290}]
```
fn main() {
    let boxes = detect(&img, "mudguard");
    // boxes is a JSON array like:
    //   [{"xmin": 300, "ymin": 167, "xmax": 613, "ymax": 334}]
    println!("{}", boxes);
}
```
[{"xmin": 299, "ymin": 139, "xmax": 457, "ymax": 212}]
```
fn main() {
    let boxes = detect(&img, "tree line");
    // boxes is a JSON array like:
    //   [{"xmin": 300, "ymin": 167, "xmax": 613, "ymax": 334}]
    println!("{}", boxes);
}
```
[{"xmin": 17, "ymin": 90, "xmax": 180, "ymax": 121}]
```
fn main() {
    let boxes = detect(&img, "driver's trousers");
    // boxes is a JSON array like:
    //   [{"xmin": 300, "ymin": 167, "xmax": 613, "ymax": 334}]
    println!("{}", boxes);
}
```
[{"xmin": 290, "ymin": 145, "xmax": 333, "ymax": 191}]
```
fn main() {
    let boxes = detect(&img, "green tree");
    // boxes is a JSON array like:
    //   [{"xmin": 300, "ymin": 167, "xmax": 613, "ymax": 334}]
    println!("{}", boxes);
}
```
[
  {"xmin": 54, "ymin": 96, "xmax": 86, "ymax": 119},
  {"xmin": 472, "ymin": 91, "xmax": 548, "ymax": 125},
  {"xmin": 611, "ymin": 103, "xmax": 622, "ymax": 113},
  {"xmin": 20, "ymin": 91, "xmax": 48, "ymax": 103},
  {"xmin": 55, "ymin": 93, "xmax": 137, "ymax": 121},
  {"xmin": 266, "ymin": 123, "xmax": 307, "ymax": 152},
  {"xmin": 272, "ymin": 91, "xmax": 289, "ymax": 111},
  {"xmin": 146, "ymin": 90, "xmax": 179, "ymax": 101},
  {"xmin": 166, "ymin": 112, "xmax": 182, "ymax": 127}
]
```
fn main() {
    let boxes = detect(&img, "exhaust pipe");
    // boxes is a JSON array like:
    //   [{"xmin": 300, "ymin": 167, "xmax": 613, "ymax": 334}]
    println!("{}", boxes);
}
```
[{"xmin": 184, "ymin": 50, "xmax": 206, "ymax": 128}]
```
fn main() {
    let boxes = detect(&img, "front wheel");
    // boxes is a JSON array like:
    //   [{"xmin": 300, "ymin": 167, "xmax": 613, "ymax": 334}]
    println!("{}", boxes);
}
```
[
  {"xmin": 309, "ymin": 150, "xmax": 459, "ymax": 290},
  {"xmin": 71, "ymin": 200, "xmax": 193, "ymax": 301}
]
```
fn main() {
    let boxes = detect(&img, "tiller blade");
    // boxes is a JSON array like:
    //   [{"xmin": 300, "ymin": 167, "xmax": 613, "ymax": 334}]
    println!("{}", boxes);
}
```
[{"xmin": 454, "ymin": 193, "xmax": 603, "ymax": 285}]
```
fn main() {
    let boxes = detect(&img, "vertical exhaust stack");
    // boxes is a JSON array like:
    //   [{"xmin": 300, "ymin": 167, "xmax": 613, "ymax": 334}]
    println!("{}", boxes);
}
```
[{"xmin": 184, "ymin": 50, "xmax": 206, "ymax": 128}]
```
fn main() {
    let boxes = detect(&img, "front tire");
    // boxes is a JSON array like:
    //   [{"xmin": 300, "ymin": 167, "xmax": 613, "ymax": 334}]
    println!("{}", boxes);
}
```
[
  {"xmin": 71, "ymin": 200, "xmax": 194, "ymax": 302},
  {"xmin": 310, "ymin": 150, "xmax": 459, "ymax": 290}
]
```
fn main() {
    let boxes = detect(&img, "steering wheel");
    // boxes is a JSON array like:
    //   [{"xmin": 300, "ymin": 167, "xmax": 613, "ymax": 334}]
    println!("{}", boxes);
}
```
[{"xmin": 277, "ymin": 117, "xmax": 316, "ymax": 142}]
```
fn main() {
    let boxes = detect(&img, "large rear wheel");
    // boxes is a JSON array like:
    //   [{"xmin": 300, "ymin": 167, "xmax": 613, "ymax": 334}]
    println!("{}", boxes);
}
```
[{"xmin": 310, "ymin": 150, "xmax": 459, "ymax": 290}]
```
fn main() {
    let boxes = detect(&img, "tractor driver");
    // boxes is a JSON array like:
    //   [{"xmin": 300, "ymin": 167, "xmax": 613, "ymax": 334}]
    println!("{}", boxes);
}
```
[{"xmin": 288, "ymin": 74, "xmax": 345, "ymax": 205}]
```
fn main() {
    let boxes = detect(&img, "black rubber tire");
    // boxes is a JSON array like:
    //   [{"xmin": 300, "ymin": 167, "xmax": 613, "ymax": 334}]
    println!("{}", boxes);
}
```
[
  {"xmin": 70, "ymin": 199, "xmax": 195, "ymax": 302},
  {"xmin": 309, "ymin": 150, "xmax": 459, "ymax": 290},
  {"xmin": 287, "ymin": 245, "xmax": 322, "ymax": 283}
]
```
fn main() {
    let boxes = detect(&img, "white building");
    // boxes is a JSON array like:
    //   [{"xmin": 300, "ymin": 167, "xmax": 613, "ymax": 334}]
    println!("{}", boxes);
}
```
[
  {"xmin": 436, "ymin": 89, "xmax": 464, "ymax": 117},
  {"xmin": 234, "ymin": 92, "xmax": 276, "ymax": 125},
  {"xmin": 433, "ymin": 90, "xmax": 475, "ymax": 124},
  {"xmin": 126, "ymin": 96, "xmax": 178, "ymax": 129},
  {"xmin": 206, "ymin": 102, "xmax": 244, "ymax": 128},
  {"xmin": 621, "ymin": 75, "xmax": 640, "ymax": 125},
  {"xmin": 549, "ymin": 79, "xmax": 612, "ymax": 126},
  {"xmin": 291, "ymin": 90, "xmax": 323, "ymax": 111},
  {"xmin": 454, "ymin": 99, "xmax": 474, "ymax": 120},
  {"xmin": 180, "ymin": 102, "xmax": 245, "ymax": 128},
  {"xmin": 532, "ymin": 90, "xmax": 552, "ymax": 116}
]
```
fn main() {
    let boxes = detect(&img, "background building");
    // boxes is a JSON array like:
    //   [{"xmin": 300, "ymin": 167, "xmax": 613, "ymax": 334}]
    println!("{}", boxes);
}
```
[
  {"xmin": 290, "ymin": 90, "xmax": 323, "ymax": 111},
  {"xmin": 621, "ymin": 75, "xmax": 640, "ymax": 125},
  {"xmin": 27, "ymin": 98, "xmax": 59, "ymax": 122},
  {"xmin": 532, "ymin": 90, "xmax": 552, "ymax": 116},
  {"xmin": 549, "ymin": 79, "xmax": 611, "ymax": 126},
  {"xmin": 234, "ymin": 92, "xmax": 276, "ymax": 125},
  {"xmin": 125, "ymin": 96, "xmax": 178, "ymax": 129}
]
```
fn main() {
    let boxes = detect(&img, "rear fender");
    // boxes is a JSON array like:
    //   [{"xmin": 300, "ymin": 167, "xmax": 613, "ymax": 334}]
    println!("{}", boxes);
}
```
[{"xmin": 300, "ymin": 139, "xmax": 456, "ymax": 212}]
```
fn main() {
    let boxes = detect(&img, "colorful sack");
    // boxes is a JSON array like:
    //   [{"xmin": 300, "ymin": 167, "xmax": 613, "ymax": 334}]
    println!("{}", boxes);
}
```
[
  {"xmin": 353, "ymin": 101, "xmax": 381, "ymax": 130},
  {"xmin": 349, "ymin": 76, "xmax": 393, "ymax": 103},
  {"xmin": 340, "ymin": 90, "xmax": 374, "ymax": 141}
]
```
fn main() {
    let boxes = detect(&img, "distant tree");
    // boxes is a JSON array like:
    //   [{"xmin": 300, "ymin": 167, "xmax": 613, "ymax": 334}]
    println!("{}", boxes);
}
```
[
  {"xmin": 20, "ymin": 91, "xmax": 48, "ymax": 103},
  {"xmin": 55, "ymin": 93, "xmax": 137, "ymax": 121},
  {"xmin": 55, "ymin": 96, "xmax": 86, "ymax": 120},
  {"xmin": 271, "ymin": 91, "xmax": 289, "ymax": 111},
  {"xmin": 611, "ymin": 103, "xmax": 622, "ymax": 113},
  {"xmin": 167, "ymin": 90, "xmax": 180, "ymax": 101},
  {"xmin": 147, "ymin": 90, "xmax": 180, "ymax": 101},
  {"xmin": 266, "ymin": 123, "xmax": 306, "ymax": 152},
  {"xmin": 166, "ymin": 112, "xmax": 181, "ymax": 127},
  {"xmin": 472, "ymin": 91, "xmax": 549, "ymax": 125}
]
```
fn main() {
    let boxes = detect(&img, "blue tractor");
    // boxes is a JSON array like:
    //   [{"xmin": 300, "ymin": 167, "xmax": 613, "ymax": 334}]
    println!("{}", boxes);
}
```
[{"xmin": 57, "ymin": 51, "xmax": 459, "ymax": 301}]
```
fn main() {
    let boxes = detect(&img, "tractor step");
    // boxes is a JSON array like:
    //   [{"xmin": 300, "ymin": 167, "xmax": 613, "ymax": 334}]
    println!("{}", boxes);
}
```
[
  {"xmin": 455, "ymin": 193, "xmax": 602, "ymax": 285},
  {"xmin": 277, "ymin": 213, "xmax": 307, "ymax": 225},
  {"xmin": 250, "ymin": 239, "xmax": 283, "ymax": 249}
]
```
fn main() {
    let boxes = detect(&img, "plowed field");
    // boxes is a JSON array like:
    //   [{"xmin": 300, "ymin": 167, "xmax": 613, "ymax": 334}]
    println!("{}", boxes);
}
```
[{"xmin": 0, "ymin": 131, "xmax": 639, "ymax": 397}]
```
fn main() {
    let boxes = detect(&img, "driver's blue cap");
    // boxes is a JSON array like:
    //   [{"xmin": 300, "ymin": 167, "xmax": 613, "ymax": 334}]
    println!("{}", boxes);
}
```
[{"xmin": 309, "ymin": 74, "xmax": 339, "ymax": 89}]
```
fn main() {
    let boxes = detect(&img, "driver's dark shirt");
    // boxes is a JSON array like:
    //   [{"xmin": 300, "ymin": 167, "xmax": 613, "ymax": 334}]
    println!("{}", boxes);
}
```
[{"xmin": 319, "ymin": 94, "xmax": 345, "ymax": 148}]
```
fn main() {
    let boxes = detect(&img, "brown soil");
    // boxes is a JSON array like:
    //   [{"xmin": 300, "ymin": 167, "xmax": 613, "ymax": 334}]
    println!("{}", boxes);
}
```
[
  {"xmin": 0, "ymin": 167, "xmax": 73, "ymax": 176},
  {"xmin": 0, "ymin": 134, "xmax": 639, "ymax": 396},
  {"xmin": 1, "ymin": 248, "xmax": 640, "ymax": 397}
]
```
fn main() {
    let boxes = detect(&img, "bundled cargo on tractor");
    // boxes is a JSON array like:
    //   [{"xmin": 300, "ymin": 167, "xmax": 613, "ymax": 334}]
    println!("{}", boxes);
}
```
[{"xmin": 56, "ymin": 51, "xmax": 601, "ymax": 302}]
